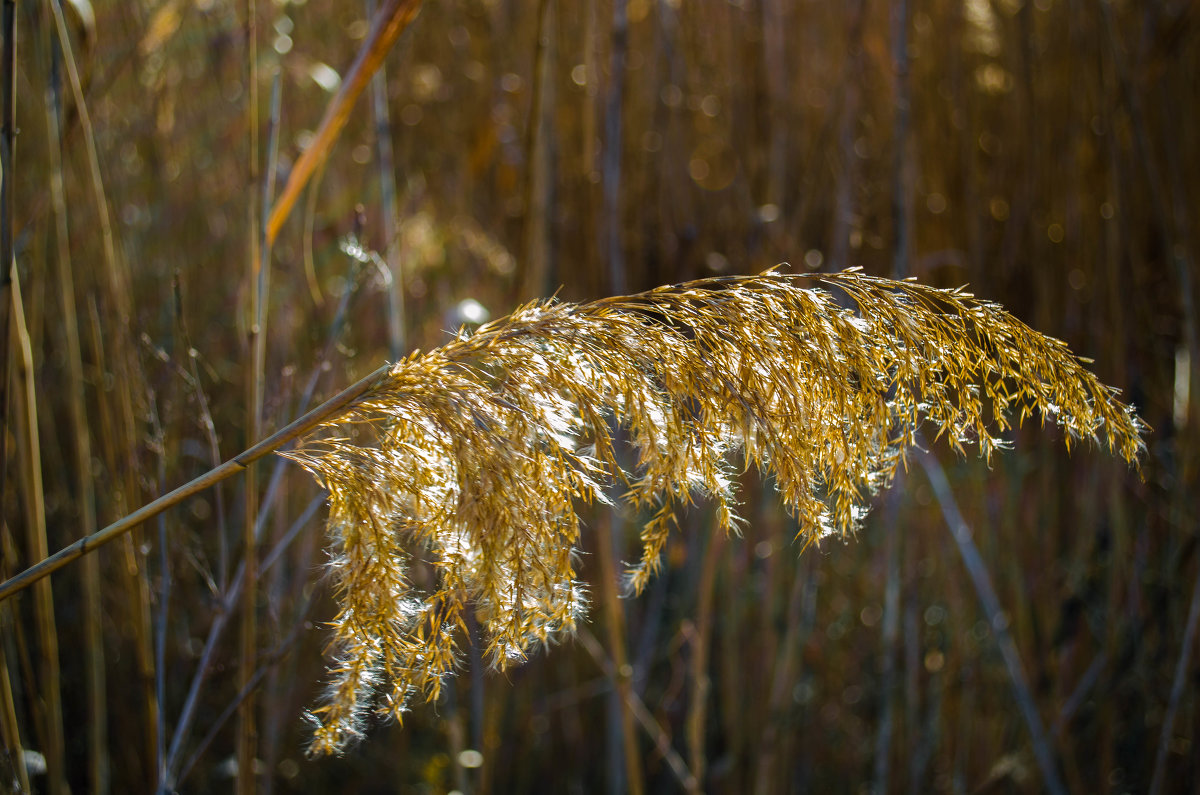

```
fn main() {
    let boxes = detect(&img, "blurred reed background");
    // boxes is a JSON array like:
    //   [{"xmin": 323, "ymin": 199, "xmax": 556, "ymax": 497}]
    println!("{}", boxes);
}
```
[{"xmin": 1, "ymin": 0, "xmax": 1196, "ymax": 792}]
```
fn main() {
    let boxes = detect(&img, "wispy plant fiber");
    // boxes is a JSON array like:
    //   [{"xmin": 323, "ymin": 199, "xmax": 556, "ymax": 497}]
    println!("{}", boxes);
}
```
[{"xmin": 286, "ymin": 269, "xmax": 1145, "ymax": 756}]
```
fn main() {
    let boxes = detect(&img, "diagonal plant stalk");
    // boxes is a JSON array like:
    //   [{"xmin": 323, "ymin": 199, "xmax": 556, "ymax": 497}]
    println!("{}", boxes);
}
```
[
  {"xmin": 0, "ymin": 270, "xmax": 1145, "ymax": 763},
  {"xmin": 917, "ymin": 448, "xmax": 1067, "ymax": 795},
  {"xmin": 266, "ymin": 0, "xmax": 423, "ymax": 247},
  {"xmin": 0, "ymin": 362, "xmax": 392, "ymax": 602}
]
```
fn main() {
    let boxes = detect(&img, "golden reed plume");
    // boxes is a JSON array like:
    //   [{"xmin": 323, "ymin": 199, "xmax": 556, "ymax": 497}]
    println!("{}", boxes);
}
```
[{"xmin": 283, "ymin": 269, "xmax": 1144, "ymax": 756}]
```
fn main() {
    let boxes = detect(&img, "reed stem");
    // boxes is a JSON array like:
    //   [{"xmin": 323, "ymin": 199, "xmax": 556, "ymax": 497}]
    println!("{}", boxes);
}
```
[{"xmin": 0, "ymin": 363, "xmax": 391, "ymax": 603}]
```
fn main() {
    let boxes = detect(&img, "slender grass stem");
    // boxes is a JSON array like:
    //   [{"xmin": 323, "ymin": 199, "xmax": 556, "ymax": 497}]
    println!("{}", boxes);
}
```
[
  {"xmin": 1148, "ymin": 566, "xmax": 1200, "ymax": 795},
  {"xmin": 238, "ymin": 3, "xmax": 263, "ymax": 788},
  {"xmin": 45, "ymin": 24, "xmax": 107, "ymax": 789},
  {"xmin": 918, "ymin": 449, "xmax": 1067, "ymax": 795},
  {"xmin": 9, "ymin": 264, "xmax": 66, "ymax": 795},
  {"xmin": 266, "ymin": 0, "xmax": 424, "ymax": 247},
  {"xmin": 0, "ymin": 363, "xmax": 391, "ymax": 603},
  {"xmin": 594, "ymin": 509, "xmax": 644, "ymax": 795}
]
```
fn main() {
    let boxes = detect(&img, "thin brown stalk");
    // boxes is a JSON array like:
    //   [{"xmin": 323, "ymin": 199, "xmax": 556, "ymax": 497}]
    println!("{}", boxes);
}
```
[
  {"xmin": 601, "ymin": 0, "xmax": 628, "ymax": 296},
  {"xmin": 753, "ymin": 553, "xmax": 814, "ymax": 793},
  {"xmin": 594, "ymin": 509, "xmax": 645, "ymax": 795},
  {"xmin": 577, "ymin": 628, "xmax": 698, "ymax": 793},
  {"xmin": 686, "ymin": 522, "xmax": 724, "ymax": 793},
  {"xmin": 9, "ymin": 265, "xmax": 66, "ymax": 795},
  {"xmin": 514, "ymin": 0, "xmax": 555, "ymax": 303},
  {"xmin": 0, "ymin": 615, "xmax": 27, "ymax": 794},
  {"xmin": 50, "ymin": 0, "xmax": 158, "ymax": 777},
  {"xmin": 47, "ymin": 0, "xmax": 123, "ymax": 320},
  {"xmin": 0, "ymin": 2, "xmax": 18, "ymax": 787},
  {"xmin": 1148, "ymin": 566, "xmax": 1200, "ymax": 795},
  {"xmin": 917, "ymin": 448, "xmax": 1066, "ymax": 795},
  {"xmin": 831, "ymin": 0, "xmax": 866, "ymax": 270},
  {"xmin": 0, "ymin": 0, "xmax": 15, "ymax": 558},
  {"xmin": 174, "ymin": 275, "xmax": 231, "ymax": 590},
  {"xmin": 239, "ymin": 1, "xmax": 262, "ymax": 789},
  {"xmin": 83, "ymin": 298, "xmax": 157, "ymax": 788},
  {"xmin": 876, "ymin": 3, "xmax": 912, "ymax": 787},
  {"xmin": 0, "ymin": 362, "xmax": 391, "ymax": 602},
  {"xmin": 266, "ymin": 0, "xmax": 424, "ymax": 247},
  {"xmin": 45, "ymin": 26, "xmax": 107, "ymax": 791},
  {"xmin": 366, "ymin": 0, "xmax": 406, "ymax": 360}
]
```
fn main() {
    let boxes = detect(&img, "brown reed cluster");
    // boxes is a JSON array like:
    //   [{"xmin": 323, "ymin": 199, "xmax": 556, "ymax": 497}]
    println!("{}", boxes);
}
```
[{"xmin": 286, "ymin": 270, "xmax": 1145, "ymax": 756}]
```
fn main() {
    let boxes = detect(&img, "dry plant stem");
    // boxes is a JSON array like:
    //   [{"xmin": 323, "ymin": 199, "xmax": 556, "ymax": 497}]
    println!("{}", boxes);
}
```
[
  {"xmin": 176, "ymin": 612, "xmax": 312, "ymax": 790},
  {"xmin": 239, "ymin": 1, "xmax": 262, "ymax": 788},
  {"xmin": 514, "ymin": 0, "xmax": 554, "ymax": 302},
  {"xmin": 45, "ymin": 33, "xmax": 108, "ymax": 791},
  {"xmin": 85, "ymin": 300, "xmax": 158, "ymax": 789},
  {"xmin": 753, "ymin": 555, "xmax": 813, "ymax": 793},
  {"xmin": 149, "ymin": 400, "xmax": 172, "ymax": 790},
  {"xmin": 687, "ymin": 521, "xmax": 724, "ymax": 792},
  {"xmin": 601, "ymin": 0, "xmax": 627, "ymax": 296},
  {"xmin": 266, "ymin": 0, "xmax": 423, "ymax": 247},
  {"xmin": 1148, "ymin": 566, "xmax": 1200, "ymax": 795},
  {"xmin": 302, "ymin": 161, "xmax": 326, "ymax": 306},
  {"xmin": 47, "ymin": 0, "xmax": 122, "ymax": 320},
  {"xmin": 0, "ymin": 4, "xmax": 19, "ymax": 787},
  {"xmin": 917, "ymin": 449, "xmax": 1066, "ymax": 795},
  {"xmin": 873, "ymin": 490, "xmax": 901, "ymax": 791},
  {"xmin": 163, "ymin": 264, "xmax": 367, "ymax": 791},
  {"xmin": 577, "ymin": 628, "xmax": 699, "ymax": 793},
  {"xmin": 0, "ymin": 362, "xmax": 392, "ymax": 602},
  {"xmin": 366, "ymin": 0, "xmax": 406, "ymax": 360},
  {"xmin": 174, "ymin": 277, "xmax": 231, "ymax": 589},
  {"xmin": 594, "ymin": 510, "xmax": 644, "ymax": 795},
  {"xmin": 1099, "ymin": 0, "xmax": 1198, "ymax": 413},
  {"xmin": 10, "ymin": 265, "xmax": 67, "ymax": 795},
  {"xmin": 0, "ymin": 623, "xmax": 27, "ymax": 794},
  {"xmin": 51, "ymin": 0, "xmax": 159, "ymax": 776},
  {"xmin": 876, "ymin": 3, "xmax": 911, "ymax": 784},
  {"xmin": 0, "ymin": 0, "xmax": 14, "ymax": 526}
]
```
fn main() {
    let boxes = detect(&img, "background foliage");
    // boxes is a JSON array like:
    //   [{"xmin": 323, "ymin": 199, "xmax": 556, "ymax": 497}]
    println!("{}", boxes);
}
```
[{"xmin": 2, "ymin": 0, "xmax": 1197, "ymax": 792}]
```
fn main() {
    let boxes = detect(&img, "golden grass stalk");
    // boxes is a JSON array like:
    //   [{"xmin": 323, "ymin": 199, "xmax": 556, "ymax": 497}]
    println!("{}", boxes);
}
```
[
  {"xmin": 283, "ymin": 269, "xmax": 1145, "ymax": 755},
  {"xmin": 9, "ymin": 264, "xmax": 66, "ymax": 794}
]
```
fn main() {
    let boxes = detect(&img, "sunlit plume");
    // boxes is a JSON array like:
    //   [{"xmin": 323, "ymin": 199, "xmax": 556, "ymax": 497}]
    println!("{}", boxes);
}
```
[{"xmin": 286, "ymin": 269, "xmax": 1145, "ymax": 756}]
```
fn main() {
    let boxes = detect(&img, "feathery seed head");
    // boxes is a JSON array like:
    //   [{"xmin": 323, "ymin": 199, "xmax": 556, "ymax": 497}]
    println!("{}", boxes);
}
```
[{"xmin": 287, "ymin": 270, "xmax": 1145, "ymax": 755}]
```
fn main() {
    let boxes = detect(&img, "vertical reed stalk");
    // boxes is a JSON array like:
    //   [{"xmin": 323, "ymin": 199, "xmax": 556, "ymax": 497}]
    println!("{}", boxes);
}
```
[
  {"xmin": 687, "ymin": 519, "xmax": 725, "ymax": 792},
  {"xmin": 239, "ymin": 2, "xmax": 264, "ymax": 786},
  {"xmin": 875, "ymin": 3, "xmax": 911, "ymax": 788},
  {"xmin": 84, "ymin": 297, "xmax": 157, "ymax": 788},
  {"xmin": 44, "ymin": 21, "xmax": 107, "ymax": 791},
  {"xmin": 602, "ymin": 0, "xmax": 627, "ymax": 295},
  {"xmin": 595, "ymin": 2, "xmax": 638, "ymax": 787},
  {"xmin": 0, "ymin": 4, "xmax": 18, "ymax": 786},
  {"xmin": 50, "ymin": 0, "xmax": 158, "ymax": 779},
  {"xmin": 0, "ymin": 0, "xmax": 13, "ymax": 529},
  {"xmin": 594, "ymin": 509, "xmax": 643, "ymax": 795},
  {"xmin": 831, "ymin": 0, "xmax": 865, "ymax": 269},
  {"xmin": 515, "ymin": 0, "xmax": 554, "ymax": 302},
  {"xmin": 873, "ymin": 490, "xmax": 902, "ymax": 792},
  {"xmin": 10, "ymin": 265, "xmax": 66, "ymax": 795},
  {"xmin": 0, "ymin": 616, "xmax": 27, "ymax": 793},
  {"xmin": 366, "ymin": 0, "xmax": 406, "ymax": 360}
]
